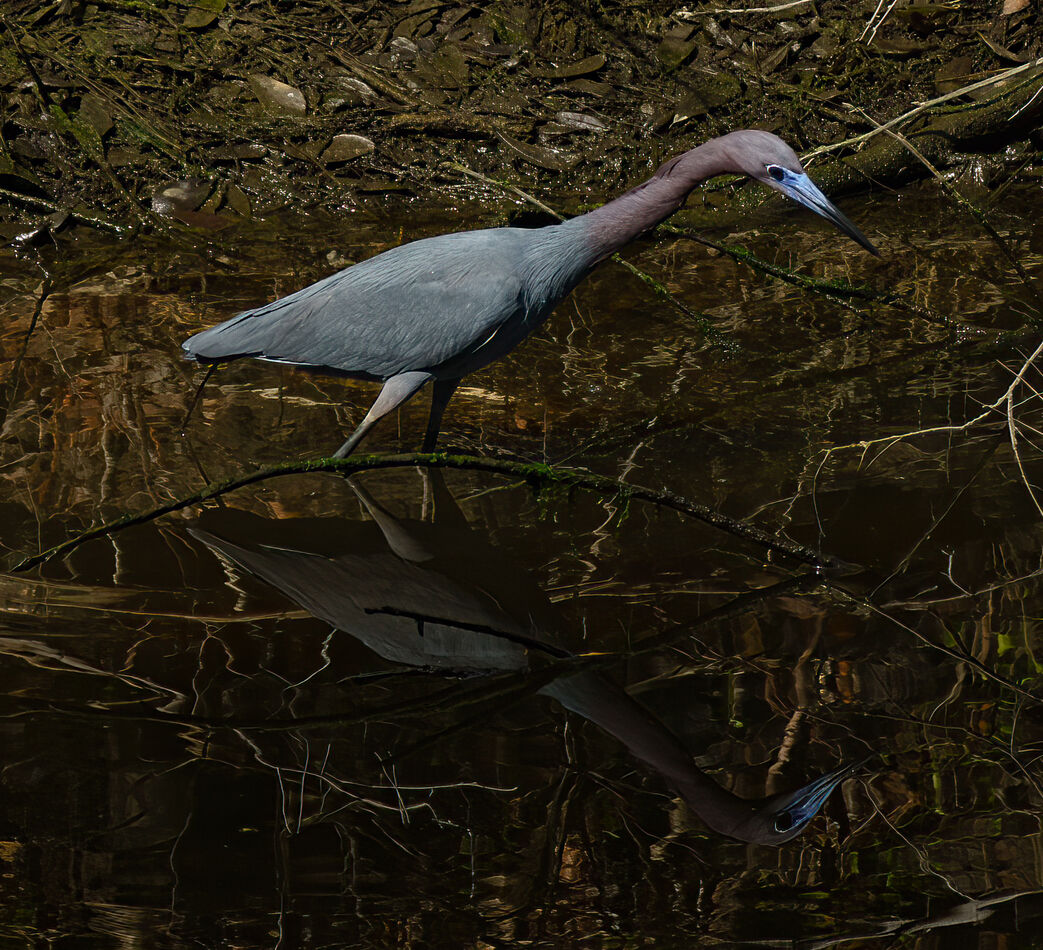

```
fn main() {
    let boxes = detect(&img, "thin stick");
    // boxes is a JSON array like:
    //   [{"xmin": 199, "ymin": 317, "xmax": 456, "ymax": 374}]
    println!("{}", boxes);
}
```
[
  {"xmin": 677, "ymin": 0, "xmax": 812, "ymax": 15},
  {"xmin": 1008, "ymin": 384, "xmax": 1043, "ymax": 520},
  {"xmin": 180, "ymin": 363, "xmax": 217, "ymax": 436},
  {"xmin": 9, "ymin": 452, "xmax": 852, "ymax": 574},
  {"xmin": 0, "ymin": 185, "xmax": 123, "ymax": 233},
  {"xmin": 3, "ymin": 277, "xmax": 52, "ymax": 417}
]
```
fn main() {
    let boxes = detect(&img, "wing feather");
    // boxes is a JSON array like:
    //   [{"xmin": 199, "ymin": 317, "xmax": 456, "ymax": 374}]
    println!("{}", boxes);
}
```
[{"xmin": 183, "ymin": 229, "xmax": 528, "ymax": 379}]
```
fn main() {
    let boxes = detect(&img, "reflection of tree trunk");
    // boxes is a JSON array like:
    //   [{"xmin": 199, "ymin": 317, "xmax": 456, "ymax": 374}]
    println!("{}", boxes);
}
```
[{"xmin": 766, "ymin": 616, "xmax": 821, "ymax": 796}]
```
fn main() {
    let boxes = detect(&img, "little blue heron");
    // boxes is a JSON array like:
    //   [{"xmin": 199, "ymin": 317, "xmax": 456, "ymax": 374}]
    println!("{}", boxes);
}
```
[{"xmin": 183, "ymin": 130, "xmax": 878, "ymax": 457}]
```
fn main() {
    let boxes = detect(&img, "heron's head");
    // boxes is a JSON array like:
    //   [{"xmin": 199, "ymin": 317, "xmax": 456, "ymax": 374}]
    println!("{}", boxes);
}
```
[{"xmin": 723, "ymin": 130, "xmax": 879, "ymax": 256}]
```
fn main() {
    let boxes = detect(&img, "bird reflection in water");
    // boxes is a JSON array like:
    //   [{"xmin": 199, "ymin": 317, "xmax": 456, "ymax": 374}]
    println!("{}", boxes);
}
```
[{"xmin": 190, "ymin": 473, "xmax": 867, "ymax": 846}]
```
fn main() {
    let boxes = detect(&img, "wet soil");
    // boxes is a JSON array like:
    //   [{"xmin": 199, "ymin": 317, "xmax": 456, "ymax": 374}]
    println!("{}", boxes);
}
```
[{"xmin": 1, "ymin": 0, "xmax": 1041, "ymax": 236}]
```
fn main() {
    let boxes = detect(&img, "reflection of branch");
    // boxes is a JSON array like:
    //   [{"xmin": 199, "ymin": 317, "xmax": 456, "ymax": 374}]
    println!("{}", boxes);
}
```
[
  {"xmin": 871, "ymin": 434, "xmax": 1004, "ymax": 593},
  {"xmin": 864, "ymin": 785, "xmax": 971, "ymax": 900},
  {"xmin": 824, "ymin": 336, "xmax": 1043, "ymax": 459},
  {"xmin": 827, "ymin": 585, "xmax": 1042, "ymax": 706},
  {"xmin": 11, "ymin": 452, "xmax": 853, "ymax": 573},
  {"xmin": 2, "ymin": 276, "xmax": 52, "ymax": 420}
]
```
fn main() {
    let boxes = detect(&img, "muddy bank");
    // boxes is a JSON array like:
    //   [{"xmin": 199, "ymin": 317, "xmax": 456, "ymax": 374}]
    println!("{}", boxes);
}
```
[{"xmin": 0, "ymin": 0, "xmax": 1040, "ymax": 240}]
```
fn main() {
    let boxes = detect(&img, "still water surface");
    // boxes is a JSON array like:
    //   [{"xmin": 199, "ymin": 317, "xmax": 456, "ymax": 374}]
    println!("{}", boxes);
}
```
[{"xmin": 1, "ymin": 182, "xmax": 1042, "ymax": 946}]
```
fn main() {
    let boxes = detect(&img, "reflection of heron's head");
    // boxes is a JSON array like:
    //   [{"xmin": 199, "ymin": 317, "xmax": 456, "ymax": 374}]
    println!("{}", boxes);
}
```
[{"xmin": 739, "ymin": 756, "xmax": 869, "ymax": 845}]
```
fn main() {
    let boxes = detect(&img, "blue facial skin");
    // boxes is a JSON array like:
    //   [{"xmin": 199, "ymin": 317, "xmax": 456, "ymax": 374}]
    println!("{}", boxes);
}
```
[{"xmin": 767, "ymin": 164, "xmax": 880, "ymax": 256}]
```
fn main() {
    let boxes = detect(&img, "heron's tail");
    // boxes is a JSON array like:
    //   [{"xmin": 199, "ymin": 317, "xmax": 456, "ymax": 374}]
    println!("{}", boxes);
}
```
[{"xmin": 182, "ymin": 310, "xmax": 264, "ymax": 362}]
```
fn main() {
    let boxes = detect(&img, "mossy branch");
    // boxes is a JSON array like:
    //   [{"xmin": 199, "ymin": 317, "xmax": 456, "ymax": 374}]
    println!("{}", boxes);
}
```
[
  {"xmin": 660, "ymin": 224, "xmax": 952, "ymax": 326},
  {"xmin": 9, "ymin": 452, "xmax": 852, "ymax": 574}
]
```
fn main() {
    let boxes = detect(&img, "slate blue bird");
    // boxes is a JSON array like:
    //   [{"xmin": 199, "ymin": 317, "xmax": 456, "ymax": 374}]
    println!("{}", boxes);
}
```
[{"xmin": 183, "ymin": 130, "xmax": 878, "ymax": 457}]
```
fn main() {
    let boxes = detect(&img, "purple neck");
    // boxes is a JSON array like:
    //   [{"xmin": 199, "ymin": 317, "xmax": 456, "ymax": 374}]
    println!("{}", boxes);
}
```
[{"xmin": 576, "ymin": 137, "xmax": 733, "ymax": 262}]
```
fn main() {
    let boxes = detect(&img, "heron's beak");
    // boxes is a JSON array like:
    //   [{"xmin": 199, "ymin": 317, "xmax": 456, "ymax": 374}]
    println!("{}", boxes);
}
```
[
  {"xmin": 774, "ymin": 170, "xmax": 880, "ymax": 256},
  {"xmin": 764, "ymin": 755, "xmax": 871, "ymax": 842}
]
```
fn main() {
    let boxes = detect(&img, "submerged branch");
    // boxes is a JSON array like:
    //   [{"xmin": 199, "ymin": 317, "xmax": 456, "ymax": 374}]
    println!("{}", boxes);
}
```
[
  {"xmin": 9, "ymin": 452, "xmax": 851, "ymax": 574},
  {"xmin": 660, "ymin": 224, "xmax": 956, "ymax": 327}
]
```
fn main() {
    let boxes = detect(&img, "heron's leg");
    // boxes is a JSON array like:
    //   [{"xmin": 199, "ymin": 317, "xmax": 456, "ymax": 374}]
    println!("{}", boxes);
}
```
[
  {"xmin": 333, "ymin": 371, "xmax": 432, "ymax": 459},
  {"xmin": 421, "ymin": 378, "xmax": 460, "ymax": 452},
  {"xmin": 179, "ymin": 362, "xmax": 218, "ymax": 436}
]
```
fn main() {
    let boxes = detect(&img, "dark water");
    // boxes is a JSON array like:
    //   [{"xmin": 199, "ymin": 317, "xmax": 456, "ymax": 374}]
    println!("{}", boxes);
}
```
[{"xmin": 1, "ymin": 182, "xmax": 1042, "ymax": 947}]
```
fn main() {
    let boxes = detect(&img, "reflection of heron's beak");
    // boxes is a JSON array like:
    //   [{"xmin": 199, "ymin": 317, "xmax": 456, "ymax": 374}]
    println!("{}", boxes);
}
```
[
  {"xmin": 776, "ymin": 170, "xmax": 880, "ymax": 256},
  {"xmin": 765, "ymin": 755, "xmax": 871, "ymax": 842}
]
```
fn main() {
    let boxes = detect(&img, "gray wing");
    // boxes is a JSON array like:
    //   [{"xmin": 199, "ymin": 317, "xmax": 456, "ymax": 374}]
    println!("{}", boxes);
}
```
[{"xmin": 182, "ymin": 229, "xmax": 527, "ymax": 379}]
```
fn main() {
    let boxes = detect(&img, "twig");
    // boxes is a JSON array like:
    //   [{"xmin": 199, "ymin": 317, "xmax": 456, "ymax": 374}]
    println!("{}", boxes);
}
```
[
  {"xmin": 869, "ymin": 433, "xmax": 1004, "ymax": 595},
  {"xmin": 676, "ymin": 0, "xmax": 812, "ymax": 15},
  {"xmin": 857, "ymin": 0, "xmax": 887, "ymax": 43},
  {"xmin": 863, "ymin": 787, "xmax": 971, "ymax": 899},
  {"xmin": 0, "ymin": 185, "xmax": 124, "ymax": 233},
  {"xmin": 824, "ymin": 335, "xmax": 1043, "ymax": 463},
  {"xmin": 859, "ymin": 0, "xmax": 901, "ymax": 45},
  {"xmin": 1008, "ymin": 381, "xmax": 1043, "ymax": 520},
  {"xmin": 803, "ymin": 57, "xmax": 1043, "ymax": 162},
  {"xmin": 9, "ymin": 451, "xmax": 853, "ymax": 574},
  {"xmin": 446, "ymin": 161, "xmax": 559, "ymax": 218},
  {"xmin": 2, "ymin": 276, "xmax": 52, "ymax": 419}
]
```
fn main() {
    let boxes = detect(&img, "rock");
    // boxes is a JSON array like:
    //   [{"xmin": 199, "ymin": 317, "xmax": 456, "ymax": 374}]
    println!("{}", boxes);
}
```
[
  {"xmin": 554, "ymin": 111, "xmax": 608, "ymax": 132},
  {"xmin": 321, "ymin": 134, "xmax": 376, "ymax": 164},
  {"xmin": 152, "ymin": 179, "xmax": 210, "ymax": 216},
  {"xmin": 249, "ymin": 75, "xmax": 307, "ymax": 116}
]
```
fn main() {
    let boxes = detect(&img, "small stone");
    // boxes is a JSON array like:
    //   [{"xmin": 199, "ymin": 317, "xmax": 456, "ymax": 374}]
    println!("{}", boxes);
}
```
[
  {"xmin": 321, "ymin": 133, "xmax": 375, "ymax": 164},
  {"xmin": 248, "ymin": 75, "xmax": 307, "ymax": 116}
]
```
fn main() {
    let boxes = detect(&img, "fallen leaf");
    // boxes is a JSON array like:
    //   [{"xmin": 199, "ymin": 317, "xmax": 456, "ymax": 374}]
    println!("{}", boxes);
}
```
[{"xmin": 532, "ymin": 54, "xmax": 606, "ymax": 80}]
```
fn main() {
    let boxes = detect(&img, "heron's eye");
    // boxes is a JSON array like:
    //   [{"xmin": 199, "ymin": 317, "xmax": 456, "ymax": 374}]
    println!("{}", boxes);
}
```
[
  {"xmin": 773, "ymin": 812, "xmax": 794, "ymax": 833},
  {"xmin": 766, "ymin": 164, "xmax": 786, "ymax": 182}
]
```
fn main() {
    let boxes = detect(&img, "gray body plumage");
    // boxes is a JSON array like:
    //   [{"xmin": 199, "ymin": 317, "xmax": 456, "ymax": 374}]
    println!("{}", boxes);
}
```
[{"xmin": 183, "ymin": 219, "xmax": 597, "ymax": 381}]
